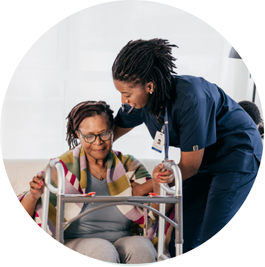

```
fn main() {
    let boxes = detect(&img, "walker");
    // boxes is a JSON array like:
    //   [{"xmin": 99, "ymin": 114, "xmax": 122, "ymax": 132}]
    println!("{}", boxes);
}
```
[{"xmin": 41, "ymin": 159, "xmax": 183, "ymax": 261}]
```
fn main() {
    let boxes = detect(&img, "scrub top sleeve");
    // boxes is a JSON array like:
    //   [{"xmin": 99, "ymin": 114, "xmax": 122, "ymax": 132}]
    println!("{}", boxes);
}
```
[
  {"xmin": 179, "ymin": 98, "xmax": 217, "ymax": 152},
  {"xmin": 114, "ymin": 106, "xmax": 144, "ymax": 128}
]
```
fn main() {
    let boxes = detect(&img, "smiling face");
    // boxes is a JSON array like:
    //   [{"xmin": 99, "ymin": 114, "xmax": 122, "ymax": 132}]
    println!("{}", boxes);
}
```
[
  {"xmin": 77, "ymin": 115, "xmax": 113, "ymax": 163},
  {"xmin": 114, "ymin": 80, "xmax": 154, "ymax": 109}
]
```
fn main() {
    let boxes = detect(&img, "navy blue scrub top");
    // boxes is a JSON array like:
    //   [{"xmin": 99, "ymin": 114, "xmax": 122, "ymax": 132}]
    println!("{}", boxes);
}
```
[{"xmin": 115, "ymin": 75, "xmax": 263, "ymax": 173}]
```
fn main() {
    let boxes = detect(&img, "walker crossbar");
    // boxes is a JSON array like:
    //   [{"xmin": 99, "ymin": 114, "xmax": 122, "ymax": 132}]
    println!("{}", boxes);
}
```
[
  {"xmin": 61, "ymin": 195, "xmax": 178, "ymax": 204},
  {"xmin": 63, "ymin": 202, "xmax": 179, "ymax": 231},
  {"xmin": 41, "ymin": 159, "xmax": 183, "ymax": 260}
]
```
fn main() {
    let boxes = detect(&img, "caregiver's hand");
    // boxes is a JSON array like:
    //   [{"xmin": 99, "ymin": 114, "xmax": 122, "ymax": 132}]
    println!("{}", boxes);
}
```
[
  {"xmin": 29, "ymin": 171, "xmax": 45, "ymax": 200},
  {"xmin": 152, "ymin": 162, "xmax": 174, "ymax": 194}
]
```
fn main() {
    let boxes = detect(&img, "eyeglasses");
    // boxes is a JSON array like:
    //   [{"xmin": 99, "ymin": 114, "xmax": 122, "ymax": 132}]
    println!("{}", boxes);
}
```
[
  {"xmin": 121, "ymin": 103, "xmax": 134, "ymax": 114},
  {"xmin": 78, "ymin": 130, "xmax": 113, "ymax": 143}
]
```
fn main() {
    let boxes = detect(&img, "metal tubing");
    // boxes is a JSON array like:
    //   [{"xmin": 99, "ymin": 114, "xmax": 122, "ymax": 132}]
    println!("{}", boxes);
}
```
[
  {"xmin": 175, "ymin": 196, "xmax": 183, "ymax": 255},
  {"xmin": 45, "ymin": 183, "xmax": 58, "ymax": 194},
  {"xmin": 173, "ymin": 166, "xmax": 182, "ymax": 197},
  {"xmin": 163, "ymin": 161, "xmax": 182, "ymax": 197},
  {"xmin": 157, "ymin": 162, "xmax": 183, "ymax": 257},
  {"xmin": 157, "ymin": 184, "xmax": 167, "ymax": 260},
  {"xmin": 41, "ymin": 167, "xmax": 52, "ymax": 232},
  {"xmin": 160, "ymin": 184, "xmax": 175, "ymax": 195},
  {"xmin": 61, "ymin": 195, "xmax": 178, "ymax": 204},
  {"xmin": 53, "ymin": 159, "xmax": 65, "ymax": 196},
  {"xmin": 41, "ymin": 159, "xmax": 183, "ymax": 258},
  {"xmin": 63, "ymin": 202, "xmax": 179, "ymax": 231},
  {"xmin": 41, "ymin": 159, "xmax": 65, "ymax": 237},
  {"xmin": 158, "ymin": 254, "xmax": 169, "ymax": 261},
  {"xmin": 54, "ymin": 160, "xmax": 65, "ymax": 243},
  {"xmin": 56, "ymin": 194, "xmax": 64, "ymax": 243}
]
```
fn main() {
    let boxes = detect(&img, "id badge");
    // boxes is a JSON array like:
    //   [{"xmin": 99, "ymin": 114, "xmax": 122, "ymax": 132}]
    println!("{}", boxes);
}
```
[{"xmin": 152, "ymin": 131, "xmax": 165, "ymax": 153}]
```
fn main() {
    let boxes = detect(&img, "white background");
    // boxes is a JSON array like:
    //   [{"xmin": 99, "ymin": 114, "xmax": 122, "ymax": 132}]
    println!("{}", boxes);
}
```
[
  {"xmin": 0, "ymin": 0, "xmax": 264, "ymax": 267},
  {"xmin": 0, "ymin": 0, "xmax": 262, "ymax": 161}
]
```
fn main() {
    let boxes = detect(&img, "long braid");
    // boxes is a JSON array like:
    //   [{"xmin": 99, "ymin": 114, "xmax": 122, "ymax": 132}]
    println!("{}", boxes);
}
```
[
  {"xmin": 112, "ymin": 38, "xmax": 178, "ymax": 116},
  {"xmin": 66, "ymin": 101, "xmax": 114, "ymax": 149}
]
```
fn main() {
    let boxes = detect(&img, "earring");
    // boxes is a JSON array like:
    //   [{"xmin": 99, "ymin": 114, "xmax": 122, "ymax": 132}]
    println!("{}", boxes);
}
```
[{"xmin": 150, "ymin": 91, "xmax": 153, "ymax": 94}]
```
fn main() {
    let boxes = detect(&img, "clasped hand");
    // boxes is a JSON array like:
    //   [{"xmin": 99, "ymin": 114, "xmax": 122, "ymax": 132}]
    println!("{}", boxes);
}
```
[
  {"xmin": 29, "ymin": 171, "xmax": 45, "ymax": 200},
  {"xmin": 152, "ymin": 161, "xmax": 175, "ymax": 194}
]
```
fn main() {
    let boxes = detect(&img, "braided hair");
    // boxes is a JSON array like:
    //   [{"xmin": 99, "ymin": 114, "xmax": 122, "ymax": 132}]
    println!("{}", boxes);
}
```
[
  {"xmin": 238, "ymin": 100, "xmax": 264, "ymax": 139},
  {"xmin": 238, "ymin": 100, "xmax": 261, "ymax": 125},
  {"xmin": 66, "ymin": 100, "xmax": 115, "ymax": 149},
  {"xmin": 112, "ymin": 38, "xmax": 178, "ymax": 116}
]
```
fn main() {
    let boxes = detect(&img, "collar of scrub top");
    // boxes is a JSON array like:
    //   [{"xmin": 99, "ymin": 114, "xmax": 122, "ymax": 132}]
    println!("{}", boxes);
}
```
[
  {"xmin": 121, "ymin": 103, "xmax": 134, "ymax": 114},
  {"xmin": 122, "ymin": 103, "xmax": 169, "ymax": 159}
]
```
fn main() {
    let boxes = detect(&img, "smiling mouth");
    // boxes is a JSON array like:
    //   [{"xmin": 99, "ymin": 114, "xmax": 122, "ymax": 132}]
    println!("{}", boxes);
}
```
[{"xmin": 93, "ymin": 148, "xmax": 106, "ymax": 152}]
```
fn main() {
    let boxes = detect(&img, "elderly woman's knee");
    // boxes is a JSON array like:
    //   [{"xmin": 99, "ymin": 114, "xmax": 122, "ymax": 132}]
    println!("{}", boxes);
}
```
[
  {"xmin": 65, "ymin": 238, "xmax": 120, "ymax": 263},
  {"xmin": 114, "ymin": 236, "xmax": 157, "ymax": 263}
]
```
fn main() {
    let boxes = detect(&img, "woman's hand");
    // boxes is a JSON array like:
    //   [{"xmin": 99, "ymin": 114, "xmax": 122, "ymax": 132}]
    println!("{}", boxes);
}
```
[
  {"xmin": 29, "ymin": 171, "xmax": 45, "ymax": 200},
  {"xmin": 151, "ymin": 162, "xmax": 175, "ymax": 217},
  {"xmin": 152, "ymin": 162, "xmax": 174, "ymax": 194},
  {"xmin": 20, "ymin": 171, "xmax": 45, "ymax": 217}
]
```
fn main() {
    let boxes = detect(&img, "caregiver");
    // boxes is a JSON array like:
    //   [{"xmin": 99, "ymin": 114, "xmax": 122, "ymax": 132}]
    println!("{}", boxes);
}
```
[{"xmin": 111, "ymin": 38, "xmax": 263, "ymax": 255}]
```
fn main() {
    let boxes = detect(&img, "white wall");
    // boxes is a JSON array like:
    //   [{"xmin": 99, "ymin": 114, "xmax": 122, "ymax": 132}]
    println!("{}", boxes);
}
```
[{"xmin": 0, "ymin": 1, "xmax": 259, "ymax": 160}]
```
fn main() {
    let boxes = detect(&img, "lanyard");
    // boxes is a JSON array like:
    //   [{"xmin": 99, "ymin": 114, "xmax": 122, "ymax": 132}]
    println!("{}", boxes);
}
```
[
  {"xmin": 162, "ymin": 107, "xmax": 169, "ymax": 160},
  {"xmin": 151, "ymin": 107, "xmax": 170, "ymax": 158}
]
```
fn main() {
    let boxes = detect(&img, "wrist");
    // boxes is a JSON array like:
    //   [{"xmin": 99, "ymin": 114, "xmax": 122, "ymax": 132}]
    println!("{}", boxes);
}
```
[
  {"xmin": 26, "ymin": 191, "xmax": 40, "ymax": 203},
  {"xmin": 152, "ymin": 184, "xmax": 160, "ymax": 195}
]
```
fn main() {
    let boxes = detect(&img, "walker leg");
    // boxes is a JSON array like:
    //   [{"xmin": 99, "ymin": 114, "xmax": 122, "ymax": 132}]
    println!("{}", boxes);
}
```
[
  {"xmin": 175, "ymin": 196, "xmax": 183, "ymax": 256},
  {"xmin": 41, "ymin": 167, "xmax": 52, "ymax": 232},
  {"xmin": 56, "ymin": 194, "xmax": 65, "ymax": 244}
]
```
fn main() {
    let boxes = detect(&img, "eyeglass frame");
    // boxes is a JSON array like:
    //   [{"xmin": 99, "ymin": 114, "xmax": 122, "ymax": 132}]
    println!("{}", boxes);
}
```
[{"xmin": 78, "ymin": 129, "xmax": 113, "ymax": 143}]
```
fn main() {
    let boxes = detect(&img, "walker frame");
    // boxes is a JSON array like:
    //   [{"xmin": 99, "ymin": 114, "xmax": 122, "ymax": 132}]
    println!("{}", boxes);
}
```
[{"xmin": 41, "ymin": 159, "xmax": 183, "ymax": 261}]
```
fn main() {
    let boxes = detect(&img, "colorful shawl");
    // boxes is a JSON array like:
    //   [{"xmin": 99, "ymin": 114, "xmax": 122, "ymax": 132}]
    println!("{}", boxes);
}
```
[
  {"xmin": 18, "ymin": 145, "xmax": 178, "ymax": 256},
  {"xmin": 19, "ymin": 145, "xmax": 157, "ymax": 239}
]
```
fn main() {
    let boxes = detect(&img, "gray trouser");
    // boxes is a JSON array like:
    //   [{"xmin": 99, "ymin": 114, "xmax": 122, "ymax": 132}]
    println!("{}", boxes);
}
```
[{"xmin": 64, "ymin": 236, "xmax": 157, "ymax": 264}]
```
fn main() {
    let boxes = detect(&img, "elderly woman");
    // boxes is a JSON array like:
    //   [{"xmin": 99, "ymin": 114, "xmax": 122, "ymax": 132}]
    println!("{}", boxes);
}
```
[{"xmin": 19, "ymin": 101, "xmax": 173, "ymax": 264}]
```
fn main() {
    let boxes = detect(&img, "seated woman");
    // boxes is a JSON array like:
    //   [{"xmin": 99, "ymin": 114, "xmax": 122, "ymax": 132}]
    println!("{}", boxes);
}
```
[{"xmin": 19, "ymin": 100, "xmax": 173, "ymax": 264}]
